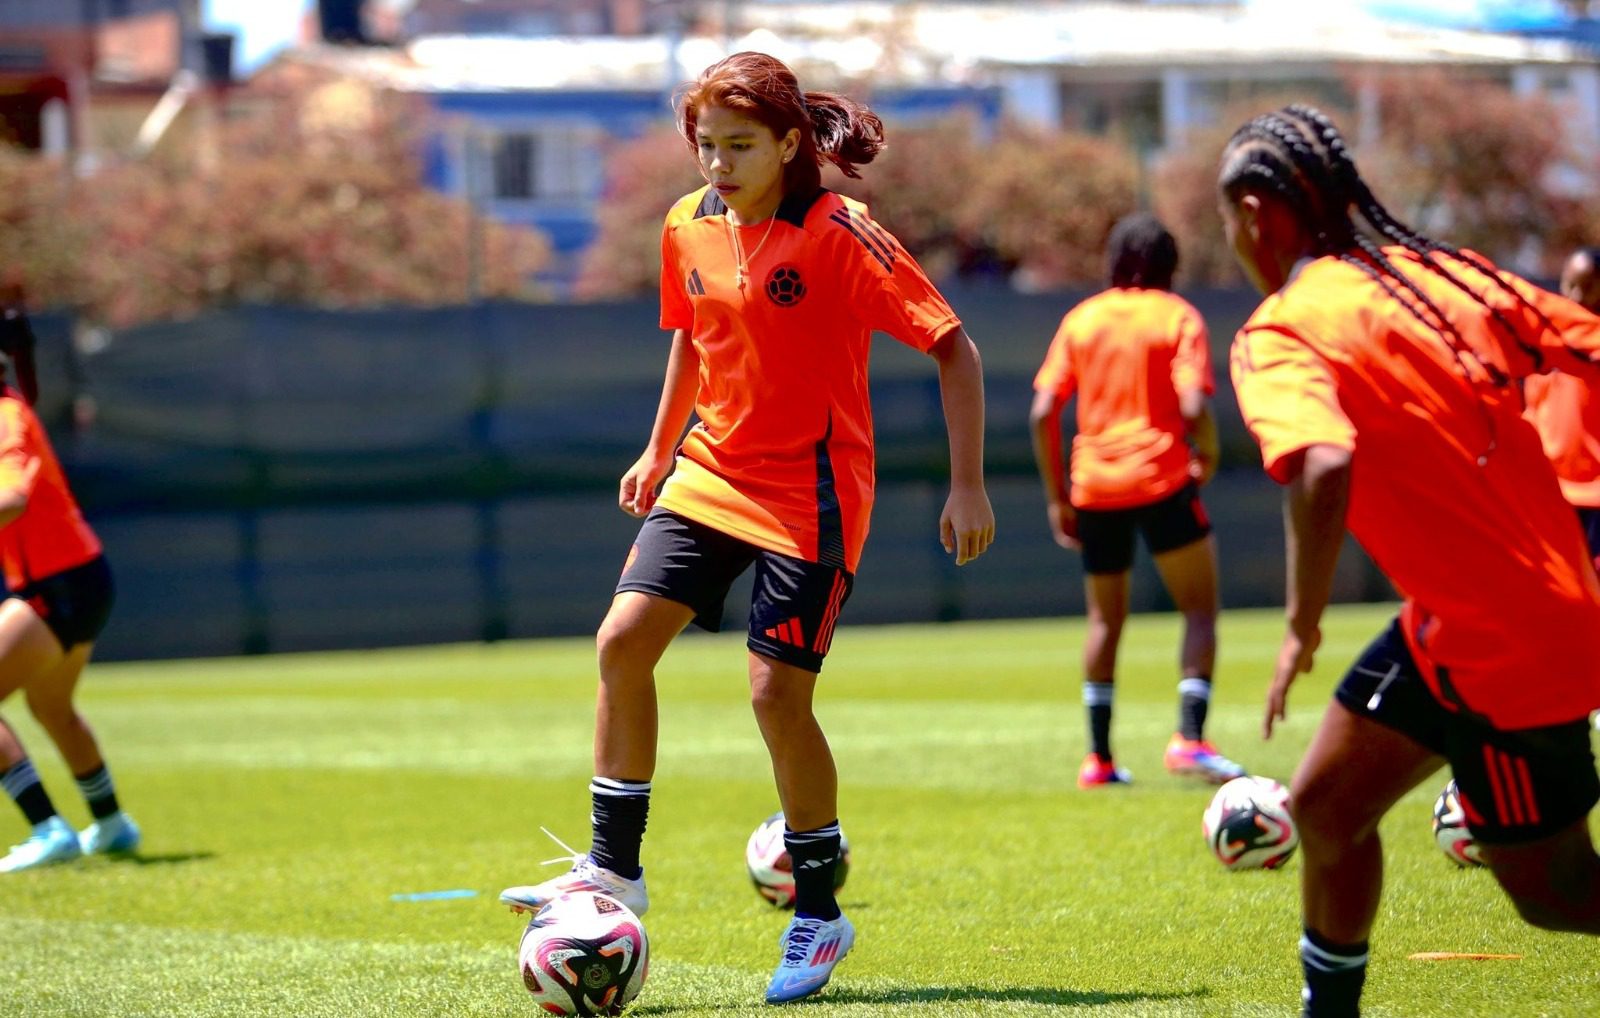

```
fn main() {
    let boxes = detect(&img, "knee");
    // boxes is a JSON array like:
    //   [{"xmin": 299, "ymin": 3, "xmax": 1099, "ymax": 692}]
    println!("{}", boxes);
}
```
[
  {"xmin": 23, "ymin": 693, "xmax": 74, "ymax": 734},
  {"xmin": 595, "ymin": 615, "xmax": 653, "ymax": 675},
  {"xmin": 749, "ymin": 674, "xmax": 812, "ymax": 730},
  {"xmin": 1289, "ymin": 775, "xmax": 1378, "ymax": 848}
]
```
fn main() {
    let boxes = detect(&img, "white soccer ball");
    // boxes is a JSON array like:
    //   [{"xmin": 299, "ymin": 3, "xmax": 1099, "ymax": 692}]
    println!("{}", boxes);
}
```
[
  {"xmin": 518, "ymin": 891, "xmax": 648, "ymax": 1015},
  {"xmin": 1432, "ymin": 779, "xmax": 1484, "ymax": 868},
  {"xmin": 1202, "ymin": 775, "xmax": 1299, "ymax": 870},
  {"xmin": 745, "ymin": 811, "xmax": 851, "ymax": 908}
]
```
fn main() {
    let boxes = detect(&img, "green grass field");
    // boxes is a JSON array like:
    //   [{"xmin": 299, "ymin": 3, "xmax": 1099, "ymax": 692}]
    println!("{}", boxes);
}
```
[{"xmin": 0, "ymin": 603, "xmax": 1594, "ymax": 1017}]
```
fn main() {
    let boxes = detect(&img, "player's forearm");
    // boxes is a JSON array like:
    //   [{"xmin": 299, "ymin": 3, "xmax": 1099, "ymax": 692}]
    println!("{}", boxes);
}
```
[
  {"xmin": 0, "ymin": 489, "xmax": 26, "ymax": 529},
  {"xmin": 933, "ymin": 328, "xmax": 987, "ymax": 490},
  {"xmin": 1186, "ymin": 402, "xmax": 1220, "ymax": 470},
  {"xmin": 643, "ymin": 330, "xmax": 700, "ymax": 460},
  {"xmin": 1283, "ymin": 444, "xmax": 1352, "ymax": 637},
  {"xmin": 1028, "ymin": 395, "xmax": 1070, "ymax": 506}
]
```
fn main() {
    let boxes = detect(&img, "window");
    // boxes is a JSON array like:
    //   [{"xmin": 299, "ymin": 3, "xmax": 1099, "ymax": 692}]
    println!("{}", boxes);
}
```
[
  {"xmin": 485, "ymin": 124, "xmax": 597, "ymax": 203},
  {"xmin": 492, "ymin": 133, "xmax": 535, "ymax": 200}
]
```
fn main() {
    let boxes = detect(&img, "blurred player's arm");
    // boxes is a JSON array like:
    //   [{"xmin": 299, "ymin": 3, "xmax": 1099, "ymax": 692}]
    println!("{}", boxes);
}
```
[
  {"xmin": 1028, "ymin": 387, "xmax": 1078, "ymax": 549},
  {"xmin": 619, "ymin": 329, "xmax": 698, "ymax": 518},
  {"xmin": 930, "ymin": 326, "xmax": 995, "ymax": 565},
  {"xmin": 1179, "ymin": 388, "xmax": 1220, "ymax": 485}
]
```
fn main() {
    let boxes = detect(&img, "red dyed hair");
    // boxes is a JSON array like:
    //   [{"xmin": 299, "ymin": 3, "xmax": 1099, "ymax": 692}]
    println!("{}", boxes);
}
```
[{"xmin": 676, "ymin": 51, "xmax": 885, "ymax": 195}]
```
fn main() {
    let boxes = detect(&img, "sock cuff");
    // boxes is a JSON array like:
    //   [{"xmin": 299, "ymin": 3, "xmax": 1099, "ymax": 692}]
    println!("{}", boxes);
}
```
[
  {"xmin": 1178, "ymin": 677, "xmax": 1213, "ymax": 699},
  {"xmin": 1083, "ymin": 682, "xmax": 1115, "ymax": 706},
  {"xmin": 784, "ymin": 820, "xmax": 841, "ymax": 843},
  {"xmin": 590, "ymin": 777, "xmax": 652, "ymax": 798},
  {"xmin": 1, "ymin": 759, "xmax": 40, "ymax": 797},
  {"xmin": 76, "ymin": 766, "xmax": 114, "ymax": 798},
  {"xmin": 1300, "ymin": 931, "xmax": 1369, "ymax": 971}
]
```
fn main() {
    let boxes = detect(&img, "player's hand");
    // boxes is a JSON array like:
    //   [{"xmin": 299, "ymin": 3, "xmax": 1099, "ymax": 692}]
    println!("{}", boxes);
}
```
[
  {"xmin": 1264, "ymin": 624, "xmax": 1320, "ymax": 740},
  {"xmin": 1046, "ymin": 500, "xmax": 1080, "ymax": 550},
  {"xmin": 618, "ymin": 452, "xmax": 674, "ymax": 518},
  {"xmin": 940, "ymin": 483, "xmax": 995, "ymax": 566},
  {"xmin": 1191, "ymin": 452, "xmax": 1219, "ymax": 486}
]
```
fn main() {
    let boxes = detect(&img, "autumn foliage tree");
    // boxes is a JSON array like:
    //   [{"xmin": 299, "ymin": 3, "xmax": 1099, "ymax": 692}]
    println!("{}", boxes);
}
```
[{"xmin": 4, "ymin": 82, "xmax": 551, "ymax": 326}]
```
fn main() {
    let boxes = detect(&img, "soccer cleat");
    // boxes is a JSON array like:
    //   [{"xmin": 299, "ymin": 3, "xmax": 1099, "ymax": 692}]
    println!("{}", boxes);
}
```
[
  {"xmin": 1164, "ymin": 735, "xmax": 1247, "ymax": 784},
  {"xmin": 1077, "ymin": 754, "xmax": 1132, "ymax": 788},
  {"xmin": 499, "ymin": 827, "xmax": 649, "ymax": 916},
  {"xmin": 79, "ymin": 812, "xmax": 142, "ymax": 855},
  {"xmin": 764, "ymin": 912, "xmax": 855, "ymax": 1005},
  {"xmin": 0, "ymin": 816, "xmax": 82, "ymax": 873}
]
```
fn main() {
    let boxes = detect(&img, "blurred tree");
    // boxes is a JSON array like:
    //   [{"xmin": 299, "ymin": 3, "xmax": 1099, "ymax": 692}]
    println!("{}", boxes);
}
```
[
  {"xmin": 0, "ymin": 148, "xmax": 83, "ymax": 313},
  {"xmin": 575, "ymin": 126, "xmax": 703, "ymax": 300},
  {"xmin": 4, "ymin": 84, "xmax": 551, "ymax": 326},
  {"xmin": 957, "ymin": 125, "xmax": 1138, "ymax": 289}
]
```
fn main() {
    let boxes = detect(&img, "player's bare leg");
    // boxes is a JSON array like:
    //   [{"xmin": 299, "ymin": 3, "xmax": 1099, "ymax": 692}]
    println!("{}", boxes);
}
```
[
  {"xmin": 1482, "ymin": 820, "xmax": 1600, "ymax": 934},
  {"xmin": 0, "ymin": 600, "xmax": 80, "ymax": 873},
  {"xmin": 1153, "ymin": 536, "xmax": 1241, "ymax": 782},
  {"xmin": 1079, "ymin": 571, "xmax": 1131, "ymax": 786},
  {"xmin": 499, "ymin": 592, "xmax": 692, "ymax": 916}
]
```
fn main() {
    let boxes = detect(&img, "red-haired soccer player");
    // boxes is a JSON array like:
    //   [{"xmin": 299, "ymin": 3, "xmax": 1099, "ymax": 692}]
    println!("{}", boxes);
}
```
[
  {"xmin": 1030, "ymin": 213, "xmax": 1244, "ymax": 788},
  {"xmin": 1525, "ymin": 246, "xmax": 1600, "ymax": 570},
  {"xmin": 0, "ymin": 303, "xmax": 136, "ymax": 873},
  {"xmin": 1220, "ymin": 105, "xmax": 1600, "ymax": 1018},
  {"xmin": 499, "ymin": 52, "xmax": 994, "ymax": 1004}
]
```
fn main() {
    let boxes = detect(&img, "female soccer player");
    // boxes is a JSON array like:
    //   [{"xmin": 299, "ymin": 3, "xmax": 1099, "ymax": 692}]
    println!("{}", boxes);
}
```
[
  {"xmin": 0, "ymin": 302, "xmax": 137, "ymax": 872},
  {"xmin": 1525, "ymin": 246, "xmax": 1600, "ymax": 569},
  {"xmin": 1029, "ymin": 213, "xmax": 1244, "ymax": 788},
  {"xmin": 1220, "ymin": 105, "xmax": 1600, "ymax": 1018},
  {"xmin": 500, "ymin": 52, "xmax": 994, "ymax": 1004}
]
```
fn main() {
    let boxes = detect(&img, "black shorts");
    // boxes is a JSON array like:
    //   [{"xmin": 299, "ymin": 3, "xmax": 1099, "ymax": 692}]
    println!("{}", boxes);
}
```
[
  {"xmin": 1075, "ymin": 482, "xmax": 1212, "ymax": 576},
  {"xmin": 616, "ymin": 509, "xmax": 854, "ymax": 674},
  {"xmin": 9, "ymin": 556, "xmax": 115, "ymax": 652},
  {"xmin": 1334, "ymin": 619, "xmax": 1599, "ymax": 845},
  {"xmin": 1578, "ymin": 506, "xmax": 1600, "ymax": 566}
]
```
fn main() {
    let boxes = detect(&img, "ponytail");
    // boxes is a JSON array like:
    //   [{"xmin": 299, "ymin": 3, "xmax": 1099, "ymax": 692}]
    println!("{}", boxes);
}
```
[{"xmin": 802, "ymin": 91, "xmax": 884, "ymax": 182}]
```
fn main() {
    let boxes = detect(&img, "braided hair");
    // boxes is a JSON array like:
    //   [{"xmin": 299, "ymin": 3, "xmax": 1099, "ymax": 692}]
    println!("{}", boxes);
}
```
[{"xmin": 1218, "ymin": 105, "xmax": 1562, "ymax": 393}]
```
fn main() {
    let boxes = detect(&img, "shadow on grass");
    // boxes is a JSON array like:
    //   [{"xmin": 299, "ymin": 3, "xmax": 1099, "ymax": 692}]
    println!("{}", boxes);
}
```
[
  {"xmin": 632, "ymin": 985, "xmax": 1208, "ymax": 1013},
  {"xmin": 102, "ymin": 851, "xmax": 216, "ymax": 867},
  {"xmin": 827, "ymin": 986, "xmax": 1211, "ymax": 1008}
]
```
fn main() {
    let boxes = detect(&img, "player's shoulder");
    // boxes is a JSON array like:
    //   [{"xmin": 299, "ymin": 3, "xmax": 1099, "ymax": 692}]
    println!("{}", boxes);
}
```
[
  {"xmin": 664, "ymin": 186, "xmax": 716, "ymax": 230},
  {"xmin": 1243, "ymin": 257, "xmax": 1362, "ymax": 343}
]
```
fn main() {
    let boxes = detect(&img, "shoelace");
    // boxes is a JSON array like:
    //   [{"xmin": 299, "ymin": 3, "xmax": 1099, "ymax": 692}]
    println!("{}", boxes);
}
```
[
  {"xmin": 782, "ymin": 920, "xmax": 825, "ymax": 966},
  {"xmin": 536, "ymin": 826, "xmax": 587, "ymax": 869}
]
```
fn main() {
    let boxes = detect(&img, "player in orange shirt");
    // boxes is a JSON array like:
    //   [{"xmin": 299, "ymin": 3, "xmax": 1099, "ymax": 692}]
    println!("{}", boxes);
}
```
[
  {"xmin": 1524, "ymin": 246, "xmax": 1600, "ymax": 569},
  {"xmin": 1030, "ymin": 214, "xmax": 1244, "ymax": 788},
  {"xmin": 1219, "ymin": 105, "xmax": 1600, "ymax": 1018},
  {"xmin": 0, "ymin": 301, "xmax": 137, "ymax": 873},
  {"xmin": 498, "ymin": 52, "xmax": 994, "ymax": 1004}
]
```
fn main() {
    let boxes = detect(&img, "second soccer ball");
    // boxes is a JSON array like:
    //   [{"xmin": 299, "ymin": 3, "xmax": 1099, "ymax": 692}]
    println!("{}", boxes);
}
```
[{"xmin": 745, "ymin": 811, "xmax": 852, "ymax": 908}]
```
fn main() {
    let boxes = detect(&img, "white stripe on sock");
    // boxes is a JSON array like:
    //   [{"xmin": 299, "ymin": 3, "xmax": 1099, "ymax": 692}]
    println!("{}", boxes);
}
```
[
  {"xmin": 590, "ymin": 777, "xmax": 651, "ymax": 798},
  {"xmin": 1178, "ymin": 677, "xmax": 1212, "ymax": 699},
  {"xmin": 77, "ymin": 771, "xmax": 115, "ymax": 799},
  {"xmin": 1082, "ymin": 682, "xmax": 1115, "ymax": 707},
  {"xmin": 1, "ymin": 760, "xmax": 41, "ymax": 798},
  {"xmin": 785, "ymin": 823, "xmax": 841, "ymax": 842},
  {"xmin": 1300, "ymin": 935, "xmax": 1368, "ymax": 971}
]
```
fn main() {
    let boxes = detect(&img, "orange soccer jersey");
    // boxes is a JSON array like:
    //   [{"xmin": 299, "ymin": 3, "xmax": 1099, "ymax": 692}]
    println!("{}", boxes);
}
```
[
  {"xmin": 1231, "ymin": 247, "xmax": 1600, "ymax": 730},
  {"xmin": 1033, "ymin": 288, "xmax": 1213, "ymax": 510},
  {"xmin": 0, "ymin": 393, "xmax": 102, "ymax": 592},
  {"xmin": 655, "ymin": 186, "xmax": 960, "ymax": 572},
  {"xmin": 1524, "ymin": 370, "xmax": 1600, "ymax": 508}
]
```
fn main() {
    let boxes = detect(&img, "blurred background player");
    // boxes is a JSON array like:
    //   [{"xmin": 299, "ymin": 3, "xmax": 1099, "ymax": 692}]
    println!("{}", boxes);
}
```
[
  {"xmin": 1524, "ymin": 246, "xmax": 1600, "ymax": 570},
  {"xmin": 1220, "ymin": 105, "xmax": 1600, "ymax": 1018},
  {"xmin": 1028, "ymin": 213, "xmax": 1243, "ymax": 788},
  {"xmin": 497, "ymin": 52, "xmax": 995, "ymax": 1005},
  {"xmin": 0, "ymin": 296, "xmax": 137, "ymax": 873}
]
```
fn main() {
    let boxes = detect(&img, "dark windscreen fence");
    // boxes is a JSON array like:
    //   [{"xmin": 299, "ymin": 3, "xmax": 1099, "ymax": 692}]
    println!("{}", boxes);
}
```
[{"xmin": 36, "ymin": 290, "xmax": 1386, "ymax": 660}]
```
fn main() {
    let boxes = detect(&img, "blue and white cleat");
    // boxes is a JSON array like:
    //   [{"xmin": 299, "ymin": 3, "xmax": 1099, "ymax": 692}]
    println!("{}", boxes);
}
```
[
  {"xmin": 764, "ymin": 912, "xmax": 855, "ymax": 1005},
  {"xmin": 0, "ymin": 816, "xmax": 82, "ymax": 873},
  {"xmin": 79, "ymin": 812, "xmax": 141, "ymax": 855},
  {"xmin": 499, "ymin": 828, "xmax": 649, "ymax": 916}
]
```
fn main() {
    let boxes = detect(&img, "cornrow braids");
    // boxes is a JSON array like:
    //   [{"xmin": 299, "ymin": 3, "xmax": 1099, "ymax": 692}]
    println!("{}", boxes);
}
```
[
  {"xmin": 1284, "ymin": 103, "xmax": 1557, "ymax": 371},
  {"xmin": 1227, "ymin": 109, "xmax": 1499, "ymax": 390}
]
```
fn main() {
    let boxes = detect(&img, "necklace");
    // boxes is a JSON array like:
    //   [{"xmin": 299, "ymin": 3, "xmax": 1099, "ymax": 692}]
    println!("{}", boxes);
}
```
[{"xmin": 727, "ymin": 212, "xmax": 779, "ymax": 289}]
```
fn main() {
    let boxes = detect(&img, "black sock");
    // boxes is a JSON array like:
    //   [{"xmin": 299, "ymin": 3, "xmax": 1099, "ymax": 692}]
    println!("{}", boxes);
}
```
[
  {"xmin": 1084, "ymin": 681, "xmax": 1114, "ymax": 761},
  {"xmin": 785, "ymin": 820, "xmax": 843, "ymax": 921},
  {"xmin": 2, "ymin": 759, "xmax": 57, "ymax": 826},
  {"xmin": 1300, "ymin": 927, "xmax": 1368, "ymax": 1018},
  {"xmin": 1178, "ymin": 676, "xmax": 1212, "ymax": 741},
  {"xmin": 75, "ymin": 763, "xmax": 121, "ymax": 820},
  {"xmin": 588, "ymin": 777, "xmax": 650, "ymax": 880}
]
